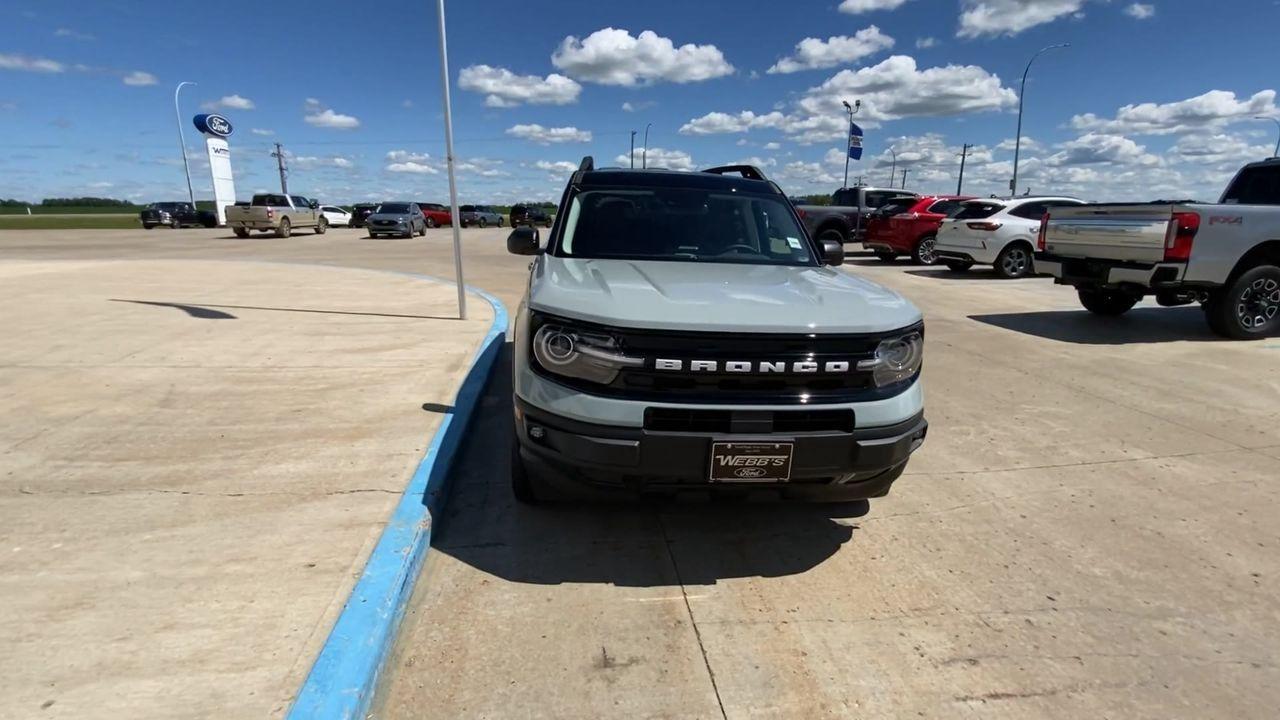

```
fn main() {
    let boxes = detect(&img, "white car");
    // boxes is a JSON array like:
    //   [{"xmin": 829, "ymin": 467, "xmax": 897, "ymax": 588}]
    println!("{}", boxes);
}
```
[
  {"xmin": 319, "ymin": 205, "xmax": 351, "ymax": 227},
  {"xmin": 935, "ymin": 196, "xmax": 1084, "ymax": 278}
]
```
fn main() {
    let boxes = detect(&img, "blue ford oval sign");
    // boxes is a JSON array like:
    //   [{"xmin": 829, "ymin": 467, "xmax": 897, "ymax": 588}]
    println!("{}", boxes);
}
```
[{"xmin": 193, "ymin": 113, "xmax": 233, "ymax": 138}]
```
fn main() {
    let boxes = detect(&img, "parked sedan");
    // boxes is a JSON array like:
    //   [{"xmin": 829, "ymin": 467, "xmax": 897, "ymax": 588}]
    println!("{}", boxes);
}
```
[
  {"xmin": 459, "ymin": 204, "xmax": 504, "ymax": 228},
  {"xmin": 935, "ymin": 196, "xmax": 1085, "ymax": 278},
  {"xmin": 366, "ymin": 202, "xmax": 427, "ymax": 238},
  {"xmin": 510, "ymin": 203, "xmax": 553, "ymax": 227},
  {"xmin": 862, "ymin": 194, "xmax": 972, "ymax": 265},
  {"xmin": 319, "ymin": 205, "xmax": 351, "ymax": 227},
  {"xmin": 418, "ymin": 202, "xmax": 453, "ymax": 228}
]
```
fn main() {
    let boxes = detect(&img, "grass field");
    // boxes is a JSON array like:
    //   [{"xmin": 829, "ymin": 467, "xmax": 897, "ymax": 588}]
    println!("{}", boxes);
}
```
[
  {"xmin": 0, "ymin": 214, "xmax": 143, "ymax": 230},
  {"xmin": 0, "ymin": 206, "xmax": 143, "ymax": 216}
]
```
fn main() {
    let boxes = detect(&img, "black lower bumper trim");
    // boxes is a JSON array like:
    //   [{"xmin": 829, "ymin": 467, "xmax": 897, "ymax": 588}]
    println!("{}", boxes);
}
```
[{"xmin": 514, "ymin": 397, "xmax": 926, "ymax": 500}]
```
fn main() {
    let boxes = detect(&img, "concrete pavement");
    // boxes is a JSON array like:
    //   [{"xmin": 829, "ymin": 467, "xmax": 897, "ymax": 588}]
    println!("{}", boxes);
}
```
[{"xmin": 0, "ymin": 255, "xmax": 492, "ymax": 719}]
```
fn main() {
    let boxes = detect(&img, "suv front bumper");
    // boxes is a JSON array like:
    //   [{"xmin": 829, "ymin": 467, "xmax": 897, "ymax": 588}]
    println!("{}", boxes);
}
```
[{"xmin": 515, "ymin": 397, "xmax": 927, "ymax": 500}]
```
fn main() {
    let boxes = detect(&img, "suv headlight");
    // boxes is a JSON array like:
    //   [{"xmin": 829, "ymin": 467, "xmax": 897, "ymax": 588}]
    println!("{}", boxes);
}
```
[
  {"xmin": 857, "ymin": 331, "xmax": 923, "ymax": 386},
  {"xmin": 533, "ymin": 324, "xmax": 643, "ymax": 384}
]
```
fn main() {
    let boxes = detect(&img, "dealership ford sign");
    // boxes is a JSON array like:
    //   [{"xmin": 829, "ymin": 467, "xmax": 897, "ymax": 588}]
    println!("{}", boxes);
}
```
[{"xmin": 193, "ymin": 113, "xmax": 233, "ymax": 138}]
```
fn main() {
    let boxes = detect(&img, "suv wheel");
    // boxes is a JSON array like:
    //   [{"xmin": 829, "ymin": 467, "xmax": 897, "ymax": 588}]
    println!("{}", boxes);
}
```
[
  {"xmin": 913, "ymin": 235, "xmax": 938, "ymax": 265},
  {"xmin": 994, "ymin": 243, "xmax": 1033, "ymax": 278},
  {"xmin": 314, "ymin": 217, "xmax": 328, "ymax": 235},
  {"xmin": 426, "ymin": 217, "xmax": 437, "ymax": 228},
  {"xmin": 276, "ymin": 218, "xmax": 291, "ymax": 239},
  {"xmin": 478, "ymin": 218, "xmax": 488, "ymax": 228},
  {"xmin": 1205, "ymin": 264, "xmax": 1280, "ymax": 339},
  {"xmin": 1078, "ymin": 288, "xmax": 1139, "ymax": 316},
  {"xmin": 233, "ymin": 227, "xmax": 250, "ymax": 239}
]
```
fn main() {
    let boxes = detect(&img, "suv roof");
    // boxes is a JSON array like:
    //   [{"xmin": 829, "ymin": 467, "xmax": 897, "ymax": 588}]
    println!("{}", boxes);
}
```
[{"xmin": 570, "ymin": 157, "xmax": 785, "ymax": 196}]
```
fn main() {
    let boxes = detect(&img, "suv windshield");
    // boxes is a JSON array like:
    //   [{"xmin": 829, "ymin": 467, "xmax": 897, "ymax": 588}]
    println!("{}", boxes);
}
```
[
  {"xmin": 376, "ymin": 203, "xmax": 411, "ymax": 214},
  {"xmin": 556, "ymin": 188, "xmax": 814, "ymax": 266}
]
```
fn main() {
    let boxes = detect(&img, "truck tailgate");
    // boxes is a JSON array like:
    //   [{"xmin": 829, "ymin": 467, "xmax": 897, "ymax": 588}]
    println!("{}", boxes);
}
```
[{"xmin": 1042, "ymin": 204, "xmax": 1175, "ymax": 263}]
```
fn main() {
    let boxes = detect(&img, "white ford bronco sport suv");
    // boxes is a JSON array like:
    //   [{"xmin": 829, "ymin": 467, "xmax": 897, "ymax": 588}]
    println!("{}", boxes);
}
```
[{"xmin": 504, "ymin": 158, "xmax": 928, "ymax": 502}]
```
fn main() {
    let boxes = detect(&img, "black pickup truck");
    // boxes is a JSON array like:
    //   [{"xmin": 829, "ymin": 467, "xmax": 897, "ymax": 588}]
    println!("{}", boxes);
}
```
[{"xmin": 140, "ymin": 202, "xmax": 217, "ymax": 229}]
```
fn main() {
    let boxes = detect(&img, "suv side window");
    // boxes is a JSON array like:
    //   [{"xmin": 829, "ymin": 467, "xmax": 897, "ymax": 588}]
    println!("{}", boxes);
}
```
[
  {"xmin": 290, "ymin": 195, "xmax": 309, "ymax": 209},
  {"xmin": 1009, "ymin": 201, "xmax": 1047, "ymax": 220},
  {"xmin": 927, "ymin": 200, "xmax": 961, "ymax": 216},
  {"xmin": 864, "ymin": 191, "xmax": 904, "ymax": 209}
]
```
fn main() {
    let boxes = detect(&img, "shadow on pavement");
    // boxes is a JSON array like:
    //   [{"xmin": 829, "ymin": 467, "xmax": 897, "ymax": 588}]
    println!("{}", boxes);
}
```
[
  {"xmin": 110, "ymin": 298, "xmax": 454, "ymax": 321},
  {"xmin": 969, "ymin": 306, "xmax": 1224, "ymax": 344},
  {"xmin": 110, "ymin": 299, "xmax": 236, "ymax": 319},
  {"xmin": 431, "ymin": 344, "xmax": 866, "ymax": 587}
]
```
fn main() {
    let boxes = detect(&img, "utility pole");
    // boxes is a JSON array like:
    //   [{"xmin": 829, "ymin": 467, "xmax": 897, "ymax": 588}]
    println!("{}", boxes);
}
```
[
  {"xmin": 271, "ymin": 142, "xmax": 289, "ymax": 194},
  {"xmin": 436, "ymin": 0, "xmax": 467, "ymax": 319},
  {"xmin": 956, "ymin": 143, "xmax": 972, "ymax": 195},
  {"xmin": 900, "ymin": 168, "xmax": 909, "ymax": 189},
  {"xmin": 630, "ymin": 131, "xmax": 636, "ymax": 168}
]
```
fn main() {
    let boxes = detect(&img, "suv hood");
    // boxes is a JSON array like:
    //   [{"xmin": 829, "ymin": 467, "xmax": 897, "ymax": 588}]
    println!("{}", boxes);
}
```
[{"xmin": 529, "ymin": 256, "xmax": 920, "ymax": 334}]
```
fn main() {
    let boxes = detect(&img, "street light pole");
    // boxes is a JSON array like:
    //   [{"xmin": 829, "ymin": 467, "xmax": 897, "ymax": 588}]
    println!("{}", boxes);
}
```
[
  {"xmin": 630, "ymin": 131, "xmax": 636, "ymax": 168},
  {"xmin": 1012, "ymin": 43, "xmax": 1069, "ymax": 197},
  {"xmin": 1257, "ymin": 116, "xmax": 1280, "ymax": 157},
  {"xmin": 900, "ymin": 167, "xmax": 909, "ymax": 189},
  {"xmin": 642, "ymin": 123, "xmax": 651, "ymax": 169},
  {"xmin": 435, "ymin": 0, "xmax": 466, "ymax": 320},
  {"xmin": 887, "ymin": 147, "xmax": 897, "ymax": 187},
  {"xmin": 841, "ymin": 99, "xmax": 861, "ymax": 188},
  {"xmin": 174, "ymin": 81, "xmax": 197, "ymax": 208}
]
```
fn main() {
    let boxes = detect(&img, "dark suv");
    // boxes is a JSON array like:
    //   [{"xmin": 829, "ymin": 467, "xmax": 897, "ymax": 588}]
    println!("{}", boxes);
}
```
[
  {"xmin": 510, "ymin": 204, "xmax": 553, "ymax": 228},
  {"xmin": 351, "ymin": 203, "xmax": 379, "ymax": 229}
]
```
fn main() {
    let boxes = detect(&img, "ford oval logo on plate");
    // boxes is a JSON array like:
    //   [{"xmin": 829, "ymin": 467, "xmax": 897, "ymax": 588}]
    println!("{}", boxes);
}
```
[
  {"xmin": 193, "ymin": 113, "xmax": 234, "ymax": 138},
  {"xmin": 734, "ymin": 467, "xmax": 768, "ymax": 479}
]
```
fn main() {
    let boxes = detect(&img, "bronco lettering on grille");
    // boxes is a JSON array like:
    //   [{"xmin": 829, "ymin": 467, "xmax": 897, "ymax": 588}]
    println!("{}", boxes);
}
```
[{"xmin": 653, "ymin": 359, "xmax": 855, "ymax": 373}]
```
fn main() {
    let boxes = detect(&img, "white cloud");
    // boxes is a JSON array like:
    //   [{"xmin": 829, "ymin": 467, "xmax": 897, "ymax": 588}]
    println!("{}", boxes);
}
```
[
  {"xmin": 506, "ymin": 124, "xmax": 592, "ymax": 144},
  {"xmin": 386, "ymin": 161, "xmax": 438, "ymax": 174},
  {"xmin": 122, "ymin": 71, "xmax": 157, "ymax": 86},
  {"xmin": 455, "ymin": 158, "xmax": 508, "ymax": 177},
  {"xmin": 838, "ymin": 0, "xmax": 910, "ymax": 13},
  {"xmin": 457, "ymin": 64, "xmax": 581, "ymax": 107},
  {"xmin": 293, "ymin": 155, "xmax": 355, "ymax": 170},
  {"xmin": 552, "ymin": 28, "xmax": 734, "ymax": 86},
  {"xmin": 304, "ymin": 101, "xmax": 360, "ymax": 130},
  {"xmin": 535, "ymin": 160, "xmax": 579, "ymax": 173},
  {"xmin": 202, "ymin": 94, "xmax": 255, "ymax": 111},
  {"xmin": 621, "ymin": 100, "xmax": 656, "ymax": 112},
  {"xmin": 731, "ymin": 156, "xmax": 777, "ymax": 168},
  {"xmin": 615, "ymin": 147, "xmax": 695, "ymax": 171},
  {"xmin": 1124, "ymin": 2, "xmax": 1155, "ymax": 18},
  {"xmin": 915, "ymin": 37, "xmax": 937, "ymax": 49},
  {"xmin": 250, "ymin": 128, "xmax": 274, "ymax": 136},
  {"xmin": 0, "ymin": 53, "xmax": 65, "ymax": 73},
  {"xmin": 680, "ymin": 110, "xmax": 786, "ymax": 135},
  {"xmin": 1071, "ymin": 90, "xmax": 1278, "ymax": 136},
  {"xmin": 778, "ymin": 161, "xmax": 840, "ymax": 185},
  {"xmin": 1047, "ymin": 133, "xmax": 1161, "ymax": 167},
  {"xmin": 957, "ymin": 0, "xmax": 1085, "ymax": 38},
  {"xmin": 870, "ymin": 133, "xmax": 994, "ymax": 169},
  {"xmin": 54, "ymin": 28, "xmax": 94, "ymax": 41},
  {"xmin": 763, "ymin": 142, "xmax": 782, "ymax": 150},
  {"xmin": 767, "ymin": 27, "xmax": 895, "ymax": 74}
]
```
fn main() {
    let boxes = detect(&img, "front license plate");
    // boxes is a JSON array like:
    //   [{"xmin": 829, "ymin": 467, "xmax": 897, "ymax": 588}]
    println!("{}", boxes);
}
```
[{"xmin": 709, "ymin": 442, "xmax": 794, "ymax": 482}]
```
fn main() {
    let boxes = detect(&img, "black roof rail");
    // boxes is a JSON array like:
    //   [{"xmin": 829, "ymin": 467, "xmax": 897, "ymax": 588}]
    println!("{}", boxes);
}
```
[
  {"xmin": 702, "ymin": 164, "xmax": 768, "ymax": 181},
  {"xmin": 579, "ymin": 156, "xmax": 594, "ymax": 171}
]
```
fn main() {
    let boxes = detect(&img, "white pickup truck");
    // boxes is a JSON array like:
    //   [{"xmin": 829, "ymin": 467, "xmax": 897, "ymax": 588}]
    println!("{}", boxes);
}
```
[
  {"xmin": 225, "ymin": 193, "xmax": 325, "ymax": 238},
  {"xmin": 1035, "ymin": 158, "xmax": 1280, "ymax": 339}
]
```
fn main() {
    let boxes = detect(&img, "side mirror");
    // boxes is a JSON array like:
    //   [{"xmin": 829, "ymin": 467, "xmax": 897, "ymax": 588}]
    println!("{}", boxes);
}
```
[
  {"xmin": 820, "ymin": 239, "xmax": 844, "ymax": 266},
  {"xmin": 507, "ymin": 226, "xmax": 541, "ymax": 255},
  {"xmin": 310, "ymin": 200, "xmax": 320, "ymax": 209}
]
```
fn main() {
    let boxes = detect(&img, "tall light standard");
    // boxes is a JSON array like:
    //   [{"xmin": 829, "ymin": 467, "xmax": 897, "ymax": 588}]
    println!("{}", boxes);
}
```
[
  {"xmin": 841, "ymin": 99, "xmax": 861, "ymax": 188},
  {"xmin": 1257, "ymin": 116, "xmax": 1280, "ymax": 157},
  {"xmin": 642, "ymin": 123, "xmax": 651, "ymax": 169},
  {"xmin": 173, "ymin": 81, "xmax": 197, "ymax": 207},
  {"xmin": 1011, "ymin": 43, "xmax": 1068, "ymax": 197},
  {"xmin": 629, "ymin": 130, "xmax": 637, "ymax": 168},
  {"xmin": 435, "ymin": 0, "xmax": 466, "ymax": 319},
  {"xmin": 887, "ymin": 147, "xmax": 897, "ymax": 187}
]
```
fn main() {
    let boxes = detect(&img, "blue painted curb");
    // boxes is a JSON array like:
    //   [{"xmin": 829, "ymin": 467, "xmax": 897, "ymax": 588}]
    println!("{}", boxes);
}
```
[{"xmin": 286, "ymin": 285, "xmax": 508, "ymax": 720}]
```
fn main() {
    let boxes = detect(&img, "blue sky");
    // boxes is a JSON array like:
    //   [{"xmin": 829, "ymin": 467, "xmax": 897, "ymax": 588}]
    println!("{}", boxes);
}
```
[{"xmin": 2, "ymin": 0, "xmax": 1278, "ymax": 205}]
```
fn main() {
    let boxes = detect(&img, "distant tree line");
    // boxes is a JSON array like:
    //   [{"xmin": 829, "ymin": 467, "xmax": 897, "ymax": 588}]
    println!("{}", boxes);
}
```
[{"xmin": 0, "ymin": 197, "xmax": 138, "ymax": 208}]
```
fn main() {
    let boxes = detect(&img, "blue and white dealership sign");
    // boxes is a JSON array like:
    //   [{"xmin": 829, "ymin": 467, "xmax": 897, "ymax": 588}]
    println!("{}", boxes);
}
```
[{"xmin": 193, "ymin": 114, "xmax": 237, "ymax": 224}]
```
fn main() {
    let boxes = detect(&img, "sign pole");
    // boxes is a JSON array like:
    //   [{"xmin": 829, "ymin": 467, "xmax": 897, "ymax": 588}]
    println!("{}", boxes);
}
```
[{"xmin": 435, "ymin": 0, "xmax": 467, "ymax": 320}]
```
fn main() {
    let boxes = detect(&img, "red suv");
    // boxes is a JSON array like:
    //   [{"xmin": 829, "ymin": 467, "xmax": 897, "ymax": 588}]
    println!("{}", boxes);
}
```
[
  {"xmin": 418, "ymin": 202, "xmax": 453, "ymax": 228},
  {"xmin": 863, "ymin": 195, "xmax": 972, "ymax": 265}
]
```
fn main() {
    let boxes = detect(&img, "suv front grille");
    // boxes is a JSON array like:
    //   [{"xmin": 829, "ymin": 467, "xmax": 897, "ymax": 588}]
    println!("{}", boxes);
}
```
[{"xmin": 644, "ymin": 408, "xmax": 855, "ymax": 433}]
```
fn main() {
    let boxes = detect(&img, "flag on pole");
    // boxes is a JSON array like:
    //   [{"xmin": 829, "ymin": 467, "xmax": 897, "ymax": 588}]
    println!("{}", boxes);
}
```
[{"xmin": 847, "ymin": 121, "xmax": 864, "ymax": 160}]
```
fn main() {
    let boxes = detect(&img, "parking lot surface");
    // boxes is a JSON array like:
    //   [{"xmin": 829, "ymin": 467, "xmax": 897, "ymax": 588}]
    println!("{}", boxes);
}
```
[
  {"xmin": 3, "ymin": 227, "xmax": 1278, "ymax": 719},
  {"xmin": 0, "ymin": 236, "xmax": 492, "ymax": 719}
]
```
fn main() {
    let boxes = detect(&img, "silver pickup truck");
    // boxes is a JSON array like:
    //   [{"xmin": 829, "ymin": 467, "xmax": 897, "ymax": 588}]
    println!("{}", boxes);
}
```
[
  {"xmin": 226, "ymin": 193, "xmax": 325, "ymax": 238},
  {"xmin": 1036, "ymin": 158, "xmax": 1280, "ymax": 339}
]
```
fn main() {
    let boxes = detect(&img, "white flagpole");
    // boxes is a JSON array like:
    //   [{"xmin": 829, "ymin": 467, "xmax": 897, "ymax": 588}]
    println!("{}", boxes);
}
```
[{"xmin": 435, "ymin": 0, "xmax": 467, "ymax": 320}]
